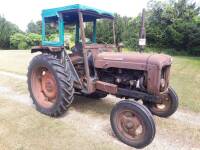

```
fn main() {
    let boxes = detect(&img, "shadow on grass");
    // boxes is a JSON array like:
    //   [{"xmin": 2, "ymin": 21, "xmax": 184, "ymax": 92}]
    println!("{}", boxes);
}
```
[{"xmin": 70, "ymin": 95, "xmax": 117, "ymax": 118}]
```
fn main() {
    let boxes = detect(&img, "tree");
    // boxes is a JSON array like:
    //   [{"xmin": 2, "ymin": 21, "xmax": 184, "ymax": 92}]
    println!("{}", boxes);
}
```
[
  {"xmin": 27, "ymin": 20, "xmax": 42, "ymax": 34},
  {"xmin": 85, "ymin": 14, "xmax": 140, "ymax": 49},
  {"xmin": 146, "ymin": 0, "xmax": 200, "ymax": 54},
  {"xmin": 0, "ymin": 15, "xmax": 21, "ymax": 49}
]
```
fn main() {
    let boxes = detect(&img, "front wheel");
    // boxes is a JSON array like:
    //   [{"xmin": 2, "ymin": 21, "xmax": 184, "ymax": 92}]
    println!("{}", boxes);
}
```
[
  {"xmin": 144, "ymin": 87, "xmax": 178, "ymax": 118},
  {"xmin": 110, "ymin": 100, "xmax": 156, "ymax": 148}
]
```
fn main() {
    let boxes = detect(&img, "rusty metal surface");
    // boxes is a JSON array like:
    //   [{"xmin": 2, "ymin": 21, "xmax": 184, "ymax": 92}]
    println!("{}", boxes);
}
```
[
  {"xmin": 31, "ymin": 67, "xmax": 57, "ymax": 109},
  {"xmin": 78, "ymin": 12, "xmax": 95, "ymax": 94},
  {"xmin": 115, "ymin": 109, "xmax": 145, "ymax": 142},
  {"xmin": 85, "ymin": 44, "xmax": 115, "ymax": 51},
  {"xmin": 95, "ymin": 52, "xmax": 172, "ymax": 70},
  {"xmin": 146, "ymin": 64, "xmax": 161, "ymax": 95},
  {"xmin": 41, "ymin": 71, "xmax": 57, "ymax": 99},
  {"xmin": 96, "ymin": 81, "xmax": 118, "ymax": 94},
  {"xmin": 150, "ymin": 91, "xmax": 171, "ymax": 112},
  {"xmin": 94, "ymin": 52, "xmax": 172, "ymax": 95}
]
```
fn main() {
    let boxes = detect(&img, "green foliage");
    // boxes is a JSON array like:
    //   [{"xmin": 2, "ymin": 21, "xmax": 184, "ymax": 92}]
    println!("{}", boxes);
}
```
[
  {"xmin": 0, "ymin": 15, "xmax": 21, "ymax": 49},
  {"xmin": 27, "ymin": 33, "xmax": 42, "ymax": 46},
  {"xmin": 146, "ymin": 0, "xmax": 200, "ymax": 54},
  {"xmin": 85, "ymin": 19, "xmax": 113, "ymax": 44},
  {"xmin": 10, "ymin": 33, "xmax": 41, "ymax": 49},
  {"xmin": 27, "ymin": 21, "xmax": 42, "ymax": 34},
  {"xmin": 85, "ymin": 0, "xmax": 200, "ymax": 55},
  {"xmin": 85, "ymin": 14, "xmax": 140, "ymax": 48},
  {"xmin": 10, "ymin": 33, "xmax": 29, "ymax": 49}
]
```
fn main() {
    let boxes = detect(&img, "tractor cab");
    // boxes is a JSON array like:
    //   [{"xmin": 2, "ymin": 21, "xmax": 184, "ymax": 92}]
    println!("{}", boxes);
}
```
[{"xmin": 40, "ymin": 4, "xmax": 115, "ymax": 53}]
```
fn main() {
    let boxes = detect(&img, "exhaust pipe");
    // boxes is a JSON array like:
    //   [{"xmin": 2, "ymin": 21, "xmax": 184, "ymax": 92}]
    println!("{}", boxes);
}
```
[{"xmin": 139, "ymin": 9, "xmax": 146, "ymax": 53}]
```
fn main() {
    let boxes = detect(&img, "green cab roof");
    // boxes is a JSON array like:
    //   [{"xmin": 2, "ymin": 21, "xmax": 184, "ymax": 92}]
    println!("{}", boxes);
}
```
[{"xmin": 42, "ymin": 4, "xmax": 114, "ymax": 19}]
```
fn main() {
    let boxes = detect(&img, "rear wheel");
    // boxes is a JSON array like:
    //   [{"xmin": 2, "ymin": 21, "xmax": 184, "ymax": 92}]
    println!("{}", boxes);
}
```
[
  {"xmin": 27, "ymin": 54, "xmax": 74, "ymax": 117},
  {"xmin": 110, "ymin": 100, "xmax": 155, "ymax": 148},
  {"xmin": 144, "ymin": 87, "xmax": 178, "ymax": 118}
]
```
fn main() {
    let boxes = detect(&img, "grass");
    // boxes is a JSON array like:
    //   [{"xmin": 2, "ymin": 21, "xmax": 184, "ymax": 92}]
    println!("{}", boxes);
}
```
[
  {"xmin": 0, "ymin": 50, "xmax": 199, "ymax": 112},
  {"xmin": 170, "ymin": 56, "xmax": 200, "ymax": 112},
  {"xmin": 0, "ymin": 77, "xmax": 200, "ymax": 149},
  {"xmin": 0, "ymin": 75, "xmax": 27, "ymax": 94},
  {"xmin": 0, "ymin": 95, "xmax": 125, "ymax": 150},
  {"xmin": 0, "ymin": 50, "xmax": 37, "ymax": 75}
]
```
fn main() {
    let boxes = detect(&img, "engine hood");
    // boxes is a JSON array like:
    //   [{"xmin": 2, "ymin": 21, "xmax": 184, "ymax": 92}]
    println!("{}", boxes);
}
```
[{"xmin": 94, "ymin": 52, "xmax": 172, "ymax": 70}]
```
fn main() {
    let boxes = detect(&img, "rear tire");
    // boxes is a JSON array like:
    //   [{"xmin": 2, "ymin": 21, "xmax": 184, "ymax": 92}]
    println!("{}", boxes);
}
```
[
  {"xmin": 27, "ymin": 54, "xmax": 74, "ymax": 117},
  {"xmin": 110, "ymin": 100, "xmax": 155, "ymax": 148}
]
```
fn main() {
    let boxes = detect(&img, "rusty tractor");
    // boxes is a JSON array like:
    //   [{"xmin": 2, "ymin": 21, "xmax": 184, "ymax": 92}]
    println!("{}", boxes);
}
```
[{"xmin": 27, "ymin": 4, "xmax": 178, "ymax": 148}]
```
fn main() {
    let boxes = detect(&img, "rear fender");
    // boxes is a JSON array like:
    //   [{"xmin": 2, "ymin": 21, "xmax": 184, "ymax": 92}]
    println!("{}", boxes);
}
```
[
  {"xmin": 31, "ymin": 46, "xmax": 82, "ymax": 89},
  {"xmin": 31, "ymin": 46, "xmax": 64, "ymax": 53},
  {"xmin": 64, "ymin": 51, "xmax": 82, "ymax": 89}
]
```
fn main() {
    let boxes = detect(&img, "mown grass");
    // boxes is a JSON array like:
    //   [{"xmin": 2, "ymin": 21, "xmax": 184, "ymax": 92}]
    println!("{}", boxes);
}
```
[
  {"xmin": 0, "ymin": 50, "xmax": 199, "ymax": 112},
  {"xmin": 0, "ymin": 95, "xmax": 126, "ymax": 150},
  {"xmin": 170, "ymin": 56, "xmax": 200, "ymax": 112},
  {"xmin": 0, "ymin": 50, "xmax": 37, "ymax": 75},
  {"xmin": 0, "ymin": 78, "xmax": 200, "ymax": 150}
]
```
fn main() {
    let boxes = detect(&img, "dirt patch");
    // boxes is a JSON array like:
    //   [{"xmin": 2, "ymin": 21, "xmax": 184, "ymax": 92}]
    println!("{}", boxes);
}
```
[
  {"xmin": 0, "ymin": 71, "xmax": 27, "ymax": 81},
  {"xmin": 172, "ymin": 110, "xmax": 200, "ymax": 127}
]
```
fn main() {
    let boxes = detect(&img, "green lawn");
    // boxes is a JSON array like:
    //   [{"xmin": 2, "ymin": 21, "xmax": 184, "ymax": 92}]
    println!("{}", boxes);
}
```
[
  {"xmin": 0, "ymin": 50, "xmax": 199, "ymax": 112},
  {"xmin": 170, "ymin": 56, "xmax": 200, "ymax": 112}
]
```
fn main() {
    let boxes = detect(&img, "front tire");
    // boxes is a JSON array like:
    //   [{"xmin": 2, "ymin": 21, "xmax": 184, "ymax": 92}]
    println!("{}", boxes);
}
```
[
  {"xmin": 145, "ymin": 87, "xmax": 178, "ymax": 118},
  {"xmin": 110, "ymin": 100, "xmax": 155, "ymax": 148},
  {"xmin": 27, "ymin": 54, "xmax": 74, "ymax": 117}
]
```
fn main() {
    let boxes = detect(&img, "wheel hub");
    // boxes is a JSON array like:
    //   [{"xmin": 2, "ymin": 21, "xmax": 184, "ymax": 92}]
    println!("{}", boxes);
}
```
[
  {"xmin": 41, "ymin": 71, "xmax": 57, "ymax": 99},
  {"xmin": 155, "ymin": 93, "xmax": 171, "ymax": 111},
  {"xmin": 119, "ymin": 111, "xmax": 142, "ymax": 138},
  {"xmin": 45, "ymin": 80, "xmax": 54, "ymax": 92},
  {"xmin": 31, "ymin": 67, "xmax": 58, "ymax": 109},
  {"xmin": 126, "ymin": 121, "xmax": 134, "ymax": 129}
]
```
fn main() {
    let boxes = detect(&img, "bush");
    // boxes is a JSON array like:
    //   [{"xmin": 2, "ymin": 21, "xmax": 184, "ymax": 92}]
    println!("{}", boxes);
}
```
[
  {"xmin": 18, "ymin": 41, "xmax": 28, "ymax": 50},
  {"xmin": 10, "ymin": 33, "xmax": 28, "ymax": 49},
  {"xmin": 27, "ymin": 33, "xmax": 41, "ymax": 46},
  {"xmin": 10, "ymin": 33, "xmax": 41, "ymax": 49}
]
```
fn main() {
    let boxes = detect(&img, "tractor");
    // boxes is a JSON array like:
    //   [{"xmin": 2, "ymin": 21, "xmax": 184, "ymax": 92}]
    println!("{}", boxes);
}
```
[{"xmin": 27, "ymin": 4, "xmax": 178, "ymax": 149}]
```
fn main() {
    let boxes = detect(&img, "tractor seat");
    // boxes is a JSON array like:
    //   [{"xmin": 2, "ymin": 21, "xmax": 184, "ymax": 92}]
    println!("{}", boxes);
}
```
[
  {"xmin": 70, "ymin": 54, "xmax": 83, "ymax": 64},
  {"xmin": 71, "ymin": 43, "xmax": 83, "ymax": 55}
]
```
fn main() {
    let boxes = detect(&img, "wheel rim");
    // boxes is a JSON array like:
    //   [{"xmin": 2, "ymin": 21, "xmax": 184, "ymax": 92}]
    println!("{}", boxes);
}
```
[
  {"xmin": 31, "ymin": 66, "xmax": 58, "ymax": 108},
  {"xmin": 116, "ymin": 109, "xmax": 145, "ymax": 141},
  {"xmin": 152, "ymin": 93, "xmax": 171, "ymax": 113}
]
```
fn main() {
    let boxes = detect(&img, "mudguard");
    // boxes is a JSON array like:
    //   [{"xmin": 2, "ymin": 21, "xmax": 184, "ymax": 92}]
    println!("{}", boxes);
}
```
[{"xmin": 31, "ymin": 46, "xmax": 82, "ymax": 89}]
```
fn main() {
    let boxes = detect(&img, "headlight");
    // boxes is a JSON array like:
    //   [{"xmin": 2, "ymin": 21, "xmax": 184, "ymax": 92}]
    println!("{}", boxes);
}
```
[{"xmin": 160, "ymin": 78, "xmax": 165, "ymax": 91}]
